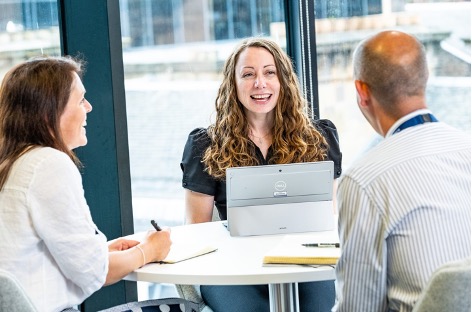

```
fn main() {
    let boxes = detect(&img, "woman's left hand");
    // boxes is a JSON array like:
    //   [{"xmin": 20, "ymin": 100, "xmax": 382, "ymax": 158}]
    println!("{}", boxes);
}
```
[{"xmin": 108, "ymin": 237, "xmax": 140, "ymax": 252}]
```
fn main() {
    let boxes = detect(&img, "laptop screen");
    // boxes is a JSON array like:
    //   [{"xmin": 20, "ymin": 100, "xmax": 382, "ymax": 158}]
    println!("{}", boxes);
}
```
[
  {"xmin": 225, "ymin": 161, "xmax": 335, "ymax": 236},
  {"xmin": 226, "ymin": 161, "xmax": 333, "ymax": 207}
]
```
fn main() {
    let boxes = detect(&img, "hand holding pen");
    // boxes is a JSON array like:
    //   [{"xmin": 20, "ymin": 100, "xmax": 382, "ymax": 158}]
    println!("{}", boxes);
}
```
[
  {"xmin": 137, "ymin": 219, "xmax": 171, "ymax": 264},
  {"xmin": 151, "ymin": 219, "xmax": 162, "ymax": 231}
]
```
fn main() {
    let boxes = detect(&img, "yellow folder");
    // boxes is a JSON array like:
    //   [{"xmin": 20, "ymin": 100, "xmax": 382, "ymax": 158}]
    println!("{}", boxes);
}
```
[{"xmin": 262, "ymin": 235, "xmax": 340, "ymax": 265}]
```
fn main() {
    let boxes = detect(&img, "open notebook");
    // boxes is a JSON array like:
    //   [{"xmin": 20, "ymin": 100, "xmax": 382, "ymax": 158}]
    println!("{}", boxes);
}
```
[
  {"xmin": 263, "ymin": 235, "xmax": 340, "ymax": 265},
  {"xmin": 160, "ymin": 242, "xmax": 217, "ymax": 264},
  {"xmin": 127, "ymin": 231, "xmax": 217, "ymax": 264}
]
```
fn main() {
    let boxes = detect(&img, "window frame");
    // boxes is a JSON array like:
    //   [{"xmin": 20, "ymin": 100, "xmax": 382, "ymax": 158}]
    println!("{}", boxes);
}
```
[
  {"xmin": 57, "ymin": 1, "xmax": 135, "ymax": 310},
  {"xmin": 56, "ymin": 1, "xmax": 318, "ymax": 310}
]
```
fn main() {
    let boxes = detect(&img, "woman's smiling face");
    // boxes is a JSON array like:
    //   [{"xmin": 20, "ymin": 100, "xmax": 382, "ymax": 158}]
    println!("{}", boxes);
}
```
[
  {"xmin": 235, "ymin": 46, "xmax": 280, "ymax": 117},
  {"xmin": 59, "ymin": 72, "xmax": 92, "ymax": 150}
]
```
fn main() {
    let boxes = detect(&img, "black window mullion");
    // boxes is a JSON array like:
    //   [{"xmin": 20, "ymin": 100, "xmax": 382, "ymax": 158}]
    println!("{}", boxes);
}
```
[
  {"xmin": 57, "ymin": 1, "xmax": 135, "ymax": 311},
  {"xmin": 284, "ymin": 0, "xmax": 320, "ymax": 119}
]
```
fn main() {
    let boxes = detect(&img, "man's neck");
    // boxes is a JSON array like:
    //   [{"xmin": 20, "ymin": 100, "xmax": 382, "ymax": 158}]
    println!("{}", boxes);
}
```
[
  {"xmin": 379, "ymin": 97, "xmax": 427, "ymax": 137},
  {"xmin": 385, "ymin": 108, "xmax": 432, "ymax": 137}
]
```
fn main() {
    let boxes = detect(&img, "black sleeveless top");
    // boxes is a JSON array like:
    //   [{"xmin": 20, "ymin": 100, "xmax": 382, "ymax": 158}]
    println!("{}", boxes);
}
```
[{"xmin": 180, "ymin": 119, "xmax": 342, "ymax": 220}]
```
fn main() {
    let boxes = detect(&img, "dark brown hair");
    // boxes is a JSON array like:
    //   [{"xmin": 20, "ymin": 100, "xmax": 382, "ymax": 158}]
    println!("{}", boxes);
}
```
[{"xmin": 0, "ymin": 56, "xmax": 84, "ymax": 189}]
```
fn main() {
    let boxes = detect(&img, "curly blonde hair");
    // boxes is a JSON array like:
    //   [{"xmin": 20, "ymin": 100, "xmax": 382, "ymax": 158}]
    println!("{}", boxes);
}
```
[{"xmin": 203, "ymin": 37, "xmax": 327, "ymax": 180}]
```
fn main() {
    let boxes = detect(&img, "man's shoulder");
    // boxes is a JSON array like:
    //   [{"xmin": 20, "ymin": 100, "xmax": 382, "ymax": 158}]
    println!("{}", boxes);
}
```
[{"xmin": 342, "ymin": 124, "xmax": 470, "ymax": 182}]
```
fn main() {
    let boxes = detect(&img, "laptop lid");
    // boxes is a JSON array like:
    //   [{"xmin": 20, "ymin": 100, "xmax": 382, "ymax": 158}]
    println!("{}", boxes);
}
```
[{"xmin": 226, "ymin": 161, "xmax": 335, "ymax": 236}]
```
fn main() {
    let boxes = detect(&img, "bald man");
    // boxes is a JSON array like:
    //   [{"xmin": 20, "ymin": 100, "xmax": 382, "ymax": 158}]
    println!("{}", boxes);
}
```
[{"xmin": 333, "ymin": 31, "xmax": 470, "ymax": 312}]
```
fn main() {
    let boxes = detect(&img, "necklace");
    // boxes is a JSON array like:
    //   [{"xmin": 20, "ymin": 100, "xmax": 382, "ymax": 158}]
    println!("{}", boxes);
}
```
[{"xmin": 249, "ymin": 129, "xmax": 271, "ymax": 145}]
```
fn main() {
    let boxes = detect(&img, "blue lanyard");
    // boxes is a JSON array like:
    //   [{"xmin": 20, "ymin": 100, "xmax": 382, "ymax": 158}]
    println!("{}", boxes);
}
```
[{"xmin": 393, "ymin": 113, "xmax": 438, "ymax": 134}]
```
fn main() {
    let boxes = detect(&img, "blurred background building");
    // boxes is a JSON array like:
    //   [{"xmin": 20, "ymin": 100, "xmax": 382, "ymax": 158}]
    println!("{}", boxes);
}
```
[{"xmin": 0, "ymin": 0, "xmax": 470, "ymax": 300}]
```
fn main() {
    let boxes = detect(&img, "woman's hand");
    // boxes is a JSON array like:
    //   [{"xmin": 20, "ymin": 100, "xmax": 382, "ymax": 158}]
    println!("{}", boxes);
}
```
[
  {"xmin": 108, "ymin": 237, "xmax": 140, "ymax": 252},
  {"xmin": 105, "ymin": 228, "xmax": 172, "ymax": 286},
  {"xmin": 140, "ymin": 229, "xmax": 172, "ymax": 263}
]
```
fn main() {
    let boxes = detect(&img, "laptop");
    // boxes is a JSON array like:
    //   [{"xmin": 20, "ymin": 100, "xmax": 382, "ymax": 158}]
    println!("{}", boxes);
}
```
[{"xmin": 226, "ymin": 161, "xmax": 335, "ymax": 237}]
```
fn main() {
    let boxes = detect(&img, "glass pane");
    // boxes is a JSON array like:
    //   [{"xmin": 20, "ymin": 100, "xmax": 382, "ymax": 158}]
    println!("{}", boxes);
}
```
[
  {"xmin": 315, "ymin": 0, "xmax": 471, "ymax": 168},
  {"xmin": 0, "ymin": 0, "xmax": 60, "ymax": 82},
  {"xmin": 120, "ymin": 0, "xmax": 285, "ymax": 300}
]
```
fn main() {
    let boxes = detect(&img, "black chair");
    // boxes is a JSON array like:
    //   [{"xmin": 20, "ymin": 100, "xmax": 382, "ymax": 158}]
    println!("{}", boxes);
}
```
[
  {"xmin": 98, "ymin": 298, "xmax": 200, "ymax": 312},
  {"xmin": 175, "ymin": 207, "xmax": 221, "ymax": 312}
]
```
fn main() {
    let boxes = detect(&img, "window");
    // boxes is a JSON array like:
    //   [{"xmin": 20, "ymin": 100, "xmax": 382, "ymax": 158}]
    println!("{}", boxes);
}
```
[
  {"xmin": 0, "ymin": 0, "xmax": 60, "ymax": 81},
  {"xmin": 119, "ymin": 0, "xmax": 285, "ymax": 299},
  {"xmin": 120, "ymin": 0, "xmax": 285, "ymax": 230},
  {"xmin": 0, "ymin": 0, "xmax": 469, "ymax": 306},
  {"xmin": 119, "ymin": 0, "xmax": 470, "ymax": 300},
  {"xmin": 315, "ymin": 0, "xmax": 471, "ymax": 167}
]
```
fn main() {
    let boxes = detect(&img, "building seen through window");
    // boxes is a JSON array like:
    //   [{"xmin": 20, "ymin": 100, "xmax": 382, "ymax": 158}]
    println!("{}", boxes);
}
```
[
  {"xmin": 0, "ymin": 0, "xmax": 60, "ymax": 79},
  {"xmin": 117, "ymin": 0, "xmax": 470, "ymax": 236},
  {"xmin": 119, "ymin": 0, "xmax": 469, "ymax": 299},
  {"xmin": 0, "ymin": 0, "xmax": 470, "ymax": 301},
  {"xmin": 0, "ymin": 0, "xmax": 468, "ymax": 228}
]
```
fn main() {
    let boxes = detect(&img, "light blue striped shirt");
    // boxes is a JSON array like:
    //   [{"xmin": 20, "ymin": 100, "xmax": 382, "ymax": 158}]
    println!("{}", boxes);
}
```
[{"xmin": 333, "ymin": 114, "xmax": 471, "ymax": 312}]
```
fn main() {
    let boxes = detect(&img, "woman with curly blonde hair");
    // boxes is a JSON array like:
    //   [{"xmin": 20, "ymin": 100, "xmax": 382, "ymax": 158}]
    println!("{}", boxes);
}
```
[{"xmin": 180, "ymin": 37, "xmax": 342, "ymax": 312}]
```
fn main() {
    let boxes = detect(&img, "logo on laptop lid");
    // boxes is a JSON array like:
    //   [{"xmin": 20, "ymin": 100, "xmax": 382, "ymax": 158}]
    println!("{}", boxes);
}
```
[
  {"xmin": 275, "ymin": 181, "xmax": 287, "ymax": 191},
  {"xmin": 274, "ymin": 181, "xmax": 287, "ymax": 197}
]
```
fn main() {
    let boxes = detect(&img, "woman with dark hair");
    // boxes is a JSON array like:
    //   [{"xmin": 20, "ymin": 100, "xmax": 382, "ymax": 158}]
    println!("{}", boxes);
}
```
[
  {"xmin": 0, "ymin": 56, "xmax": 172, "ymax": 312},
  {"xmin": 181, "ymin": 37, "xmax": 342, "ymax": 312}
]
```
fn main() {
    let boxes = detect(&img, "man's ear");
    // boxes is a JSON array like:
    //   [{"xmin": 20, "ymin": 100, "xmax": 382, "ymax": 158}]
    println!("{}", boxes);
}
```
[{"xmin": 354, "ymin": 80, "xmax": 370, "ymax": 108}]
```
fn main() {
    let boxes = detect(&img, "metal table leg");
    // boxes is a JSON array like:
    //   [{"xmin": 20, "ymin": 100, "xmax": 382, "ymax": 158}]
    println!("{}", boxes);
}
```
[{"xmin": 269, "ymin": 282, "xmax": 300, "ymax": 312}]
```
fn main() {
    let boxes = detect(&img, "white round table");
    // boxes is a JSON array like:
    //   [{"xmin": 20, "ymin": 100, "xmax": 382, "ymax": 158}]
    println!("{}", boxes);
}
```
[{"xmin": 125, "ymin": 221, "xmax": 337, "ymax": 312}]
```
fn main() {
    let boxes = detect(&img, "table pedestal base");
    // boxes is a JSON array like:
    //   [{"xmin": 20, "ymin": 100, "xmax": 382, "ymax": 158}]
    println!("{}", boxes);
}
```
[{"xmin": 269, "ymin": 282, "xmax": 299, "ymax": 312}]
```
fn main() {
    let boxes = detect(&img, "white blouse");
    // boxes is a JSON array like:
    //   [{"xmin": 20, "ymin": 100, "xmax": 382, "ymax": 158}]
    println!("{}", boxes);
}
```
[{"xmin": 0, "ymin": 147, "xmax": 108, "ymax": 312}]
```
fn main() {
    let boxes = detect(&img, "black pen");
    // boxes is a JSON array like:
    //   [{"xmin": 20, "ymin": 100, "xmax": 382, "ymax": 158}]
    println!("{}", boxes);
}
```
[
  {"xmin": 302, "ymin": 243, "xmax": 340, "ymax": 248},
  {"xmin": 151, "ymin": 220, "xmax": 162, "ymax": 231}
]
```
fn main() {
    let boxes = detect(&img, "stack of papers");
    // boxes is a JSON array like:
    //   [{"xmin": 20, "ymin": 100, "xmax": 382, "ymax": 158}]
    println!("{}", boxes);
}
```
[{"xmin": 263, "ymin": 235, "xmax": 340, "ymax": 265}]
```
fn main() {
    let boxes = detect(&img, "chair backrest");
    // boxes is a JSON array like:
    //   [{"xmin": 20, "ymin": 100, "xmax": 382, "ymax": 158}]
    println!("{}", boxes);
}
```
[
  {"xmin": 175, "ymin": 205, "xmax": 220, "ymax": 312},
  {"xmin": 0, "ymin": 269, "xmax": 38, "ymax": 312},
  {"xmin": 98, "ymin": 297, "xmax": 200, "ymax": 312},
  {"xmin": 412, "ymin": 257, "xmax": 471, "ymax": 312},
  {"xmin": 211, "ymin": 206, "xmax": 221, "ymax": 222}
]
